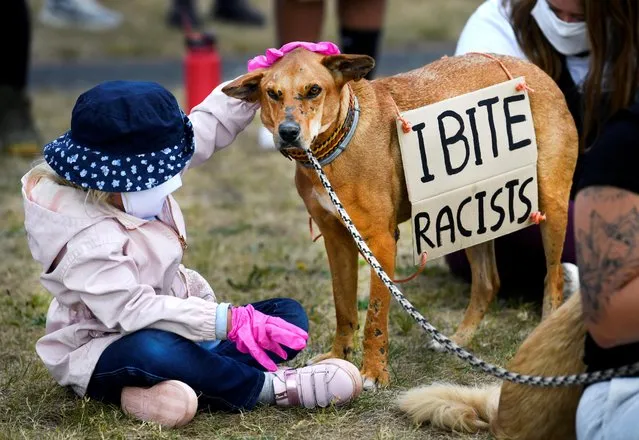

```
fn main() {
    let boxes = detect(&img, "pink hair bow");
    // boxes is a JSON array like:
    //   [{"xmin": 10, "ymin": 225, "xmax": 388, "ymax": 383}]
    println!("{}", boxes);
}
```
[{"xmin": 247, "ymin": 41, "xmax": 341, "ymax": 72}]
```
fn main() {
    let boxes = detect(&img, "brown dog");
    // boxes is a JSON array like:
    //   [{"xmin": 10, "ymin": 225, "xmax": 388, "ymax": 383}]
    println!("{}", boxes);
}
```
[
  {"xmin": 222, "ymin": 49, "xmax": 577, "ymax": 387},
  {"xmin": 398, "ymin": 292, "xmax": 586, "ymax": 440}
]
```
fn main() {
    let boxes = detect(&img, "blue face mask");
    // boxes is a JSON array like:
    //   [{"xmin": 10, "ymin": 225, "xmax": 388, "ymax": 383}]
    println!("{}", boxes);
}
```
[
  {"xmin": 531, "ymin": 0, "xmax": 589, "ymax": 56},
  {"xmin": 121, "ymin": 174, "xmax": 183, "ymax": 220}
]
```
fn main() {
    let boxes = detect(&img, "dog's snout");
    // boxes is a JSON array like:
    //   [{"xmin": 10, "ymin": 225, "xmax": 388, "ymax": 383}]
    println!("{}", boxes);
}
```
[{"xmin": 278, "ymin": 121, "xmax": 300, "ymax": 143}]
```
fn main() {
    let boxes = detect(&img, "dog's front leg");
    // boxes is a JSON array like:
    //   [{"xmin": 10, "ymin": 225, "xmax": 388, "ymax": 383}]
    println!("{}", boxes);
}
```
[
  {"xmin": 360, "ymin": 230, "xmax": 396, "ymax": 389},
  {"xmin": 309, "ymin": 216, "xmax": 360, "ymax": 364}
]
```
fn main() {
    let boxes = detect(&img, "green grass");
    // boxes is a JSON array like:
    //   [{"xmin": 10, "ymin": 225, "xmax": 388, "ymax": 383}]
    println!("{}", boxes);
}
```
[
  {"xmin": 29, "ymin": 0, "xmax": 483, "ymax": 62},
  {"xmin": 0, "ymin": 86, "xmax": 544, "ymax": 439}
]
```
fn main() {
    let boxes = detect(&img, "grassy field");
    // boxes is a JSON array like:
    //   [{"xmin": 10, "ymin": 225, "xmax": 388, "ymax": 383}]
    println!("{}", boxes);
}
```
[
  {"xmin": 0, "ymin": 1, "xmax": 552, "ymax": 439},
  {"xmin": 29, "ymin": 0, "xmax": 482, "ymax": 62}
]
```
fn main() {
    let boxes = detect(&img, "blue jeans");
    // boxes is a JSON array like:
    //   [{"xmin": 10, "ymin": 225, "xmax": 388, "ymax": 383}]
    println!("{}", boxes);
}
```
[
  {"xmin": 86, "ymin": 298, "xmax": 309, "ymax": 411},
  {"xmin": 576, "ymin": 378, "xmax": 639, "ymax": 440}
]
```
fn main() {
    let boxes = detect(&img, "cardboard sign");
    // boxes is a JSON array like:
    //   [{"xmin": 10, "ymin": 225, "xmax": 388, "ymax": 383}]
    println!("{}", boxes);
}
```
[{"xmin": 397, "ymin": 77, "xmax": 539, "ymax": 263}]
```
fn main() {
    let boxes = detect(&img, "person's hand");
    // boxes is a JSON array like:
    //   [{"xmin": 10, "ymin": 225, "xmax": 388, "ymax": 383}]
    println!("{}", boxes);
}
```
[{"xmin": 227, "ymin": 304, "xmax": 308, "ymax": 371}]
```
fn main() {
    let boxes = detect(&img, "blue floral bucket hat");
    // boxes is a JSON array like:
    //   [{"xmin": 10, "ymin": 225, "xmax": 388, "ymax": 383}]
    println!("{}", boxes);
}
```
[{"xmin": 43, "ymin": 80, "xmax": 195, "ymax": 193}]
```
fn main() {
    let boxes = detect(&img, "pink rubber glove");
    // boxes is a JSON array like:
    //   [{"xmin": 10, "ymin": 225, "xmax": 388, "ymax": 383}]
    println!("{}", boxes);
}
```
[{"xmin": 227, "ymin": 305, "xmax": 309, "ymax": 371}]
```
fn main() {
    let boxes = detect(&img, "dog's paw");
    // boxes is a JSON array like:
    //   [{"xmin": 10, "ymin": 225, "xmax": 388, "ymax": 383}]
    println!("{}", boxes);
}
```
[
  {"xmin": 426, "ymin": 339, "xmax": 446, "ymax": 352},
  {"xmin": 363, "ymin": 377, "xmax": 378, "ymax": 391},
  {"xmin": 359, "ymin": 365, "xmax": 390, "ymax": 390}
]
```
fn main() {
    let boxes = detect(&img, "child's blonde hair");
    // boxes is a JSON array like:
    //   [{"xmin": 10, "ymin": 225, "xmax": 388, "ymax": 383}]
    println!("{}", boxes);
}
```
[{"xmin": 28, "ymin": 160, "xmax": 123, "ymax": 217}]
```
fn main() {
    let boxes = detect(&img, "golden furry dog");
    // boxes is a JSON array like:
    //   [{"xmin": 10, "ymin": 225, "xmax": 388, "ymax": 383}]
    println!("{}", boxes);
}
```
[
  {"xmin": 398, "ymin": 292, "xmax": 586, "ymax": 440},
  {"xmin": 222, "ymin": 48, "xmax": 578, "ymax": 387}
]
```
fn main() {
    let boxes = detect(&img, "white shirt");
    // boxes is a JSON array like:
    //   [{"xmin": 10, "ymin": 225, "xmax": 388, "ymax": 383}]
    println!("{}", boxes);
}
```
[{"xmin": 454, "ymin": 0, "xmax": 589, "ymax": 87}]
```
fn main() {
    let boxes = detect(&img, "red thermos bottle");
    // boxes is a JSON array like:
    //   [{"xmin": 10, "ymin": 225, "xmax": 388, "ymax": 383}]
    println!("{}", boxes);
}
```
[{"xmin": 184, "ymin": 32, "xmax": 221, "ymax": 113}]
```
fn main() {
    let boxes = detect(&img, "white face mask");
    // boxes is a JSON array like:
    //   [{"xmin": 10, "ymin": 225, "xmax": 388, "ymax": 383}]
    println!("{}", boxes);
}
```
[
  {"xmin": 531, "ymin": 0, "xmax": 589, "ymax": 56},
  {"xmin": 121, "ymin": 174, "xmax": 183, "ymax": 220}
]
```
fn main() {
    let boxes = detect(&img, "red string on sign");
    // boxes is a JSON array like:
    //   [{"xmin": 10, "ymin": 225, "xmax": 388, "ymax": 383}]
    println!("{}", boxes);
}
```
[
  {"xmin": 466, "ymin": 52, "xmax": 535, "ymax": 93},
  {"xmin": 309, "ymin": 217, "xmax": 323, "ymax": 242},
  {"xmin": 392, "ymin": 251, "xmax": 428, "ymax": 284},
  {"xmin": 393, "ymin": 100, "xmax": 412, "ymax": 133},
  {"xmin": 530, "ymin": 211, "xmax": 547, "ymax": 224}
]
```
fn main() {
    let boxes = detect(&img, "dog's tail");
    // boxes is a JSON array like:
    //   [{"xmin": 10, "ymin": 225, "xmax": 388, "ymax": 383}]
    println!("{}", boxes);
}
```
[{"xmin": 397, "ymin": 382, "xmax": 501, "ymax": 433}]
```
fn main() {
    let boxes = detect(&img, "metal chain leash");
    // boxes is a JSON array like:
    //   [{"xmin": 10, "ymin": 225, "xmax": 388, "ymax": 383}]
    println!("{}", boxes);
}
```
[{"xmin": 303, "ymin": 149, "xmax": 639, "ymax": 387}]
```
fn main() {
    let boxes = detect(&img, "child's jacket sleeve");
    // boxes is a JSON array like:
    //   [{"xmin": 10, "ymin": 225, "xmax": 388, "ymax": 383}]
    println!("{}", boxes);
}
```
[
  {"xmin": 58, "ymin": 238, "xmax": 220, "ymax": 341},
  {"xmin": 187, "ymin": 79, "xmax": 260, "ymax": 168}
]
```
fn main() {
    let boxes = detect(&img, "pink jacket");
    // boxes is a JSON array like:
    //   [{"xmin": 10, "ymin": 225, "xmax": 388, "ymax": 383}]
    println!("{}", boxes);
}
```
[{"xmin": 21, "ymin": 84, "xmax": 258, "ymax": 397}]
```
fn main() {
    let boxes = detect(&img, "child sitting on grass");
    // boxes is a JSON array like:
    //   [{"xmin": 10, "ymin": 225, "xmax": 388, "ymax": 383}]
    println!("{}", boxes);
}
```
[{"xmin": 21, "ymin": 80, "xmax": 362, "ymax": 428}]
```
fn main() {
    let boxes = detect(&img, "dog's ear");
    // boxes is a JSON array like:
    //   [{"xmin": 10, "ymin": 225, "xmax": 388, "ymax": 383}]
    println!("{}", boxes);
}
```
[
  {"xmin": 221, "ymin": 71, "xmax": 264, "ymax": 103},
  {"xmin": 322, "ymin": 54, "xmax": 375, "ymax": 85}
]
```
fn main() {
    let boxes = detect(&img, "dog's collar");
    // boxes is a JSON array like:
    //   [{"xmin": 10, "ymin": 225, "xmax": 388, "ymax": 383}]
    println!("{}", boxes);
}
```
[{"xmin": 281, "ymin": 85, "xmax": 360, "ymax": 168}]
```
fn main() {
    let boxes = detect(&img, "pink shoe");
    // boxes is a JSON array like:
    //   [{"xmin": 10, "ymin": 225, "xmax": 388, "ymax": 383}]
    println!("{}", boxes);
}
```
[
  {"xmin": 273, "ymin": 359, "xmax": 363, "ymax": 408},
  {"xmin": 121, "ymin": 380, "xmax": 198, "ymax": 428}
]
